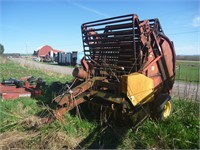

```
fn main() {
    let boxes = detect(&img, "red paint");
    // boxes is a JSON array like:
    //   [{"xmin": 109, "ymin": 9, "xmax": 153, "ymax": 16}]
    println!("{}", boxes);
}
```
[
  {"xmin": 37, "ymin": 45, "xmax": 64, "ymax": 57},
  {"xmin": 0, "ymin": 82, "xmax": 42, "ymax": 100}
]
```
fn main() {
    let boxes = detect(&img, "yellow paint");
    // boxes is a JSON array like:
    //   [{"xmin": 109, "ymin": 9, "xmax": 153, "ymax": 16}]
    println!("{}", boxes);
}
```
[
  {"xmin": 163, "ymin": 101, "xmax": 171, "ymax": 119},
  {"xmin": 122, "ymin": 72, "xmax": 154, "ymax": 106}
]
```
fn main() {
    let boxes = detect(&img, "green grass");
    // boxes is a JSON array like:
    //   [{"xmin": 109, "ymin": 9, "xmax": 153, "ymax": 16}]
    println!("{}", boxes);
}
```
[
  {"xmin": 0, "ymin": 56, "xmax": 199, "ymax": 149},
  {"xmin": 0, "ymin": 98, "xmax": 43, "ymax": 132},
  {"xmin": 0, "ymin": 98, "xmax": 198, "ymax": 149},
  {"xmin": 176, "ymin": 60, "xmax": 200, "ymax": 83},
  {"xmin": 120, "ymin": 100, "xmax": 199, "ymax": 149},
  {"xmin": 0, "ymin": 58, "xmax": 73, "ymax": 84}
]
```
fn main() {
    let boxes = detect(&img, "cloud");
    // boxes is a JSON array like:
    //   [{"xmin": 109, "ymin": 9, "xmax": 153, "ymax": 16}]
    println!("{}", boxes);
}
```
[
  {"xmin": 192, "ymin": 16, "xmax": 200, "ymax": 27},
  {"xmin": 68, "ymin": 1, "xmax": 110, "ymax": 18}
]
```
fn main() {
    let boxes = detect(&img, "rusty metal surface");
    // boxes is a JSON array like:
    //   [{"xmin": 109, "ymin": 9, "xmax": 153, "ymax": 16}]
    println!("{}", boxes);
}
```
[
  {"xmin": 53, "ymin": 91, "xmax": 97, "ymax": 122},
  {"xmin": 49, "ymin": 14, "xmax": 176, "ymax": 122},
  {"xmin": 72, "ymin": 67, "xmax": 88, "ymax": 79},
  {"xmin": 81, "ymin": 14, "xmax": 175, "ymax": 91},
  {"xmin": 82, "ymin": 14, "xmax": 140, "ymax": 78},
  {"xmin": 53, "ymin": 80, "xmax": 94, "ymax": 106}
]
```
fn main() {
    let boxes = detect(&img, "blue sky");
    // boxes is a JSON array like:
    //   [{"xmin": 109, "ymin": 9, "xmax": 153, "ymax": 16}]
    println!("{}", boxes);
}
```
[{"xmin": 0, "ymin": 0, "xmax": 199, "ymax": 55}]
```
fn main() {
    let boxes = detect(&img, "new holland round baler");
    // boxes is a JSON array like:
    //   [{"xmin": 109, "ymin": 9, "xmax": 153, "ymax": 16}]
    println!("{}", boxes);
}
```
[{"xmin": 50, "ymin": 14, "xmax": 176, "ymax": 124}]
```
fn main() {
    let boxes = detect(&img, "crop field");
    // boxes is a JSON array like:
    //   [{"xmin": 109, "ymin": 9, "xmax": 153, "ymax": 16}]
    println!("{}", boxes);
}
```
[
  {"xmin": 0, "ymin": 56, "xmax": 199, "ymax": 149},
  {"xmin": 176, "ymin": 60, "xmax": 200, "ymax": 83}
]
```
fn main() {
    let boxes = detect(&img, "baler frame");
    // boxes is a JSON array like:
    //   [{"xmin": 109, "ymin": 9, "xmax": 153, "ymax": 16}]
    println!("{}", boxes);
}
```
[{"xmin": 50, "ymin": 14, "xmax": 176, "ymax": 124}]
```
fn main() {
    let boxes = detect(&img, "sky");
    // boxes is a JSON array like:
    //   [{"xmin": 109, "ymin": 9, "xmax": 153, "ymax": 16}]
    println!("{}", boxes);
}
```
[{"xmin": 0, "ymin": 0, "xmax": 199, "ymax": 55}]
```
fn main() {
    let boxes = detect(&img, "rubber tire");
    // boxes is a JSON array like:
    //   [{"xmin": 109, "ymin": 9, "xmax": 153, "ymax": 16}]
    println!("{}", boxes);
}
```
[{"xmin": 152, "ymin": 94, "xmax": 173, "ymax": 121}]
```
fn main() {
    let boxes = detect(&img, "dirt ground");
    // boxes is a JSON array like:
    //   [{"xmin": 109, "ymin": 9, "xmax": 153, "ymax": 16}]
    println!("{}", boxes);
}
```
[{"xmin": 10, "ymin": 57, "xmax": 200, "ymax": 101}]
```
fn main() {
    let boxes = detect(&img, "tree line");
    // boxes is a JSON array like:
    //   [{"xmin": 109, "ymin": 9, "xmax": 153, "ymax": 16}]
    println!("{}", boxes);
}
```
[{"xmin": 0, "ymin": 44, "xmax": 4, "ymax": 54}]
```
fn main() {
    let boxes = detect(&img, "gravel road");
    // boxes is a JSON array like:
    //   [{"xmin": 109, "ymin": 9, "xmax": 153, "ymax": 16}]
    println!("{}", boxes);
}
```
[
  {"xmin": 10, "ymin": 57, "xmax": 199, "ymax": 101},
  {"xmin": 10, "ymin": 57, "xmax": 74, "ymax": 75},
  {"xmin": 173, "ymin": 81, "xmax": 199, "ymax": 100}
]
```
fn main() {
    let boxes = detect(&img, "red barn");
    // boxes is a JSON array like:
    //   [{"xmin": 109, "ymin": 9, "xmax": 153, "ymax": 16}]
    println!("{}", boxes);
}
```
[{"xmin": 36, "ymin": 45, "xmax": 64, "ymax": 58}]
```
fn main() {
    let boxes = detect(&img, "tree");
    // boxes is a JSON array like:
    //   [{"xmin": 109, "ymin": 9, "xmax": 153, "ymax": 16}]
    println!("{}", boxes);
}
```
[{"xmin": 0, "ymin": 44, "xmax": 4, "ymax": 54}]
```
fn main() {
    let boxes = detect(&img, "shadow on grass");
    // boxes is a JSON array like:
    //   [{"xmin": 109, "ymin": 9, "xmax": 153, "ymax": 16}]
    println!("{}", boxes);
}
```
[
  {"xmin": 33, "ymin": 81, "xmax": 147, "ymax": 149},
  {"xmin": 69, "ymin": 102, "xmax": 147, "ymax": 149},
  {"xmin": 75, "ymin": 124, "xmax": 128, "ymax": 149},
  {"xmin": 32, "ymin": 81, "xmax": 66, "ymax": 120}
]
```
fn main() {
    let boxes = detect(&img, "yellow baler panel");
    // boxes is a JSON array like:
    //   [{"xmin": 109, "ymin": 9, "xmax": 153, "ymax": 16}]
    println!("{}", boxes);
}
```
[{"xmin": 122, "ymin": 73, "xmax": 154, "ymax": 106}]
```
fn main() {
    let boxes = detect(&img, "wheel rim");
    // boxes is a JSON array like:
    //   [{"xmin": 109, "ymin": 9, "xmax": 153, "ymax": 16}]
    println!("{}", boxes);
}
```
[{"xmin": 163, "ymin": 101, "xmax": 171, "ymax": 119}]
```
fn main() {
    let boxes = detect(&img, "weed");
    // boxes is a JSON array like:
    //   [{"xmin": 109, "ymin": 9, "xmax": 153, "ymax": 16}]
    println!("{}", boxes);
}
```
[{"xmin": 119, "ymin": 100, "xmax": 199, "ymax": 149}]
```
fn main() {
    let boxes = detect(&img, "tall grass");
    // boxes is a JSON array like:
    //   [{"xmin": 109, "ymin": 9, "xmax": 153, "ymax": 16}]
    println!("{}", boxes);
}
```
[
  {"xmin": 0, "ymin": 98, "xmax": 199, "ymax": 149},
  {"xmin": 121, "ymin": 100, "xmax": 199, "ymax": 149}
]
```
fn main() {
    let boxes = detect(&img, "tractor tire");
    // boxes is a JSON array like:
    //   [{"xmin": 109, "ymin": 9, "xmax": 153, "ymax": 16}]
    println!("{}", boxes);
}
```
[{"xmin": 152, "ymin": 94, "xmax": 173, "ymax": 121}]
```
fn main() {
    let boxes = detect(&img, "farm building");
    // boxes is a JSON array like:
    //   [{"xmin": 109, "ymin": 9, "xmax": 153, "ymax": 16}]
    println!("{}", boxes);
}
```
[{"xmin": 34, "ymin": 45, "xmax": 64, "ymax": 58}]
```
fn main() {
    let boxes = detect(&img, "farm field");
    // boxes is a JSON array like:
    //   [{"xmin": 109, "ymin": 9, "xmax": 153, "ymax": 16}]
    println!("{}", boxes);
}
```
[
  {"xmin": 9, "ymin": 57, "xmax": 200, "ymax": 100},
  {"xmin": 173, "ymin": 60, "xmax": 200, "ymax": 100},
  {"xmin": 176, "ymin": 60, "xmax": 200, "ymax": 83},
  {"xmin": 0, "ymin": 57, "xmax": 199, "ymax": 149}
]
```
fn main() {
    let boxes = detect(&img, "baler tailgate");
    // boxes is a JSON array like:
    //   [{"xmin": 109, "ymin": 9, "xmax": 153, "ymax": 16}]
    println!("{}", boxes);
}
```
[{"xmin": 82, "ymin": 14, "xmax": 141, "ymax": 77}]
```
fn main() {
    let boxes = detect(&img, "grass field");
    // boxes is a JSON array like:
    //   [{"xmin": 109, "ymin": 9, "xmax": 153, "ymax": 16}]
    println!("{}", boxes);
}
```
[
  {"xmin": 0, "ymin": 56, "xmax": 199, "ymax": 149},
  {"xmin": 176, "ymin": 60, "xmax": 200, "ymax": 83},
  {"xmin": 0, "ymin": 57, "xmax": 72, "ymax": 83}
]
